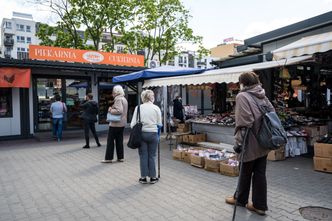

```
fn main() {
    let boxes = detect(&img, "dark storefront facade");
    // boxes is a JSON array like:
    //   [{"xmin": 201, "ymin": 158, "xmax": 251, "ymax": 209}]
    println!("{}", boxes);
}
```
[{"xmin": 0, "ymin": 58, "xmax": 144, "ymax": 140}]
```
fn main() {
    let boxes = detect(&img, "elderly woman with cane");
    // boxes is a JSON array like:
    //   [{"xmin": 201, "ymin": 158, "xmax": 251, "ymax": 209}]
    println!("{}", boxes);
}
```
[
  {"xmin": 225, "ymin": 72, "xmax": 275, "ymax": 216},
  {"xmin": 131, "ymin": 90, "xmax": 162, "ymax": 184}
]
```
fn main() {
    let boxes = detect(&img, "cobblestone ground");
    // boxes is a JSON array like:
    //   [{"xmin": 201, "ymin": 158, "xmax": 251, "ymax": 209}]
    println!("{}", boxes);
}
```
[{"xmin": 0, "ymin": 134, "xmax": 331, "ymax": 221}]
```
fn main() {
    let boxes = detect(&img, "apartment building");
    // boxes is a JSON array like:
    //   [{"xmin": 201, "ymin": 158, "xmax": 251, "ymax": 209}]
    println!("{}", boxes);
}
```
[{"xmin": 0, "ymin": 12, "xmax": 40, "ymax": 59}]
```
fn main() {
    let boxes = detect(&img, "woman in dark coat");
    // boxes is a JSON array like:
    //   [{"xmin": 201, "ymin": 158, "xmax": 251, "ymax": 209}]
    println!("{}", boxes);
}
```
[{"xmin": 173, "ymin": 96, "xmax": 184, "ymax": 123}]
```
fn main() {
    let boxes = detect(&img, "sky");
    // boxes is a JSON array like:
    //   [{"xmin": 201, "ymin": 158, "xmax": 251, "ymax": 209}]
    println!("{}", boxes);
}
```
[{"xmin": 1, "ymin": 0, "xmax": 331, "ymax": 50}]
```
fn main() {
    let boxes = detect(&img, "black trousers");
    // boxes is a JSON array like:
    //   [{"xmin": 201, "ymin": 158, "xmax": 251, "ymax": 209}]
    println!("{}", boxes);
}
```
[
  {"xmin": 105, "ymin": 127, "xmax": 124, "ymax": 160},
  {"xmin": 236, "ymin": 155, "xmax": 268, "ymax": 211},
  {"xmin": 84, "ymin": 121, "xmax": 100, "ymax": 146}
]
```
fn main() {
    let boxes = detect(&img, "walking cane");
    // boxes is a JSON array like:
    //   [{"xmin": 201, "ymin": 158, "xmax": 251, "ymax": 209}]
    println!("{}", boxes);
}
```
[
  {"xmin": 158, "ymin": 142, "xmax": 160, "ymax": 178},
  {"xmin": 232, "ymin": 127, "xmax": 250, "ymax": 221},
  {"xmin": 157, "ymin": 125, "xmax": 162, "ymax": 178}
]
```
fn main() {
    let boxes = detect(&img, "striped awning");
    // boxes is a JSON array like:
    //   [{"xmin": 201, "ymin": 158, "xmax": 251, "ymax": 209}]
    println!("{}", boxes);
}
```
[
  {"xmin": 273, "ymin": 31, "xmax": 332, "ymax": 60},
  {"xmin": 143, "ymin": 55, "xmax": 312, "ymax": 88}
]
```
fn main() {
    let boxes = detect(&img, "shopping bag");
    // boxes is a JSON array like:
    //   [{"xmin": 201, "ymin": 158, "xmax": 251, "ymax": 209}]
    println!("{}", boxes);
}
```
[{"xmin": 127, "ymin": 105, "xmax": 142, "ymax": 149}]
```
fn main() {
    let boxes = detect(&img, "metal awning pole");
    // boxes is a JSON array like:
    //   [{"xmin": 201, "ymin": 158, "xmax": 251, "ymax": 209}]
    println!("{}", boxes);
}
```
[{"xmin": 137, "ymin": 81, "xmax": 142, "ymax": 105}]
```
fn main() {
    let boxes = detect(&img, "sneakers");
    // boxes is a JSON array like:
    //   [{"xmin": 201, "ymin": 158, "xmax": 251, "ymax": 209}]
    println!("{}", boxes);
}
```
[
  {"xmin": 150, "ymin": 177, "xmax": 159, "ymax": 184},
  {"xmin": 139, "ymin": 178, "xmax": 148, "ymax": 184},
  {"xmin": 82, "ymin": 145, "xmax": 90, "ymax": 149},
  {"xmin": 246, "ymin": 203, "xmax": 266, "ymax": 216},
  {"xmin": 101, "ymin": 160, "xmax": 112, "ymax": 163}
]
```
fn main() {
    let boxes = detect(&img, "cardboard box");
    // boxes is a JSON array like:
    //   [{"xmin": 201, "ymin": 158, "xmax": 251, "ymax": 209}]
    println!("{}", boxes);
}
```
[
  {"xmin": 172, "ymin": 149, "xmax": 183, "ymax": 160},
  {"xmin": 314, "ymin": 143, "xmax": 332, "ymax": 158},
  {"xmin": 267, "ymin": 147, "xmax": 285, "ymax": 161},
  {"xmin": 178, "ymin": 123, "xmax": 189, "ymax": 129},
  {"xmin": 302, "ymin": 125, "xmax": 328, "ymax": 137},
  {"xmin": 177, "ymin": 128, "xmax": 189, "ymax": 133},
  {"xmin": 220, "ymin": 161, "xmax": 239, "ymax": 177},
  {"xmin": 182, "ymin": 151, "xmax": 192, "ymax": 163},
  {"xmin": 176, "ymin": 135, "xmax": 183, "ymax": 143},
  {"xmin": 183, "ymin": 135, "xmax": 189, "ymax": 143},
  {"xmin": 313, "ymin": 157, "xmax": 332, "ymax": 173},
  {"xmin": 185, "ymin": 133, "xmax": 206, "ymax": 144},
  {"xmin": 191, "ymin": 155, "xmax": 205, "ymax": 168},
  {"xmin": 177, "ymin": 123, "xmax": 189, "ymax": 133},
  {"xmin": 204, "ymin": 158, "xmax": 222, "ymax": 173}
]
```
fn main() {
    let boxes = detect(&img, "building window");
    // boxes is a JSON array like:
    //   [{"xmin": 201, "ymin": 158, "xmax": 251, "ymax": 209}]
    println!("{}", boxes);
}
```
[
  {"xmin": 5, "ymin": 21, "xmax": 12, "ymax": 29},
  {"xmin": 26, "ymin": 25, "xmax": 31, "ymax": 32},
  {"xmin": 0, "ymin": 88, "xmax": 13, "ymax": 118},
  {"xmin": 116, "ymin": 46, "xmax": 124, "ymax": 53},
  {"xmin": 184, "ymin": 56, "xmax": 187, "ymax": 63},
  {"xmin": 16, "ymin": 24, "xmax": 25, "ymax": 31},
  {"xmin": 27, "ymin": 37, "xmax": 31, "ymax": 43},
  {"xmin": 179, "ymin": 57, "xmax": 183, "ymax": 63},
  {"xmin": 16, "ymin": 36, "xmax": 25, "ymax": 43}
]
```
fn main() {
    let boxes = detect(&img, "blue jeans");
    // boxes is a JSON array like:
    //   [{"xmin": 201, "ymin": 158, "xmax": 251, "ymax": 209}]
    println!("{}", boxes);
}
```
[
  {"xmin": 52, "ymin": 118, "xmax": 63, "ymax": 141},
  {"xmin": 138, "ymin": 132, "xmax": 158, "ymax": 178}
]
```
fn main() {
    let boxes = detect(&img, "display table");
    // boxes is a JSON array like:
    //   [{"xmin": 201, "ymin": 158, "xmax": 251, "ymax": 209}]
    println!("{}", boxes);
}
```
[{"xmin": 190, "ymin": 121, "xmax": 235, "ymax": 145}]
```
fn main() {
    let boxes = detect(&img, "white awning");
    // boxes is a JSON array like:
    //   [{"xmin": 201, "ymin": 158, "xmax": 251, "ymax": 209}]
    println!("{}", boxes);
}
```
[
  {"xmin": 143, "ymin": 55, "xmax": 312, "ymax": 88},
  {"xmin": 273, "ymin": 31, "xmax": 332, "ymax": 60}
]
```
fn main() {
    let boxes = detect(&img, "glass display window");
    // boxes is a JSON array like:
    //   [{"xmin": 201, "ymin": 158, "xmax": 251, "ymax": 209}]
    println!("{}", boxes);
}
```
[
  {"xmin": 0, "ymin": 88, "xmax": 12, "ymax": 118},
  {"xmin": 98, "ymin": 78, "xmax": 115, "ymax": 124}
]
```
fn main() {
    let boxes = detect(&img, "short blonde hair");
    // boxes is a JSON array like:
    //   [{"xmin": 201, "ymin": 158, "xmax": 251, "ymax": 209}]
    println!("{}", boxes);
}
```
[
  {"xmin": 141, "ymin": 90, "xmax": 154, "ymax": 103},
  {"xmin": 113, "ymin": 85, "xmax": 125, "ymax": 96}
]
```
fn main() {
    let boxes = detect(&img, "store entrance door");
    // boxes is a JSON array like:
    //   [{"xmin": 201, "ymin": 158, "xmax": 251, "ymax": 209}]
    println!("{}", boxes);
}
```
[{"xmin": 33, "ymin": 77, "xmax": 90, "ymax": 132}]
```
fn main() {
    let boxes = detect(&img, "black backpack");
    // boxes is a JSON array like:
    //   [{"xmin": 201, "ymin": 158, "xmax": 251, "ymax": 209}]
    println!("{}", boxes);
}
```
[{"xmin": 247, "ymin": 93, "xmax": 287, "ymax": 150}]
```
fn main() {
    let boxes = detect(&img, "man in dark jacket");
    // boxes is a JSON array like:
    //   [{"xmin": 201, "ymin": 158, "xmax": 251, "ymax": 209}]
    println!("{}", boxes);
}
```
[
  {"xmin": 173, "ymin": 96, "xmax": 184, "ymax": 123},
  {"xmin": 80, "ymin": 93, "xmax": 101, "ymax": 148}
]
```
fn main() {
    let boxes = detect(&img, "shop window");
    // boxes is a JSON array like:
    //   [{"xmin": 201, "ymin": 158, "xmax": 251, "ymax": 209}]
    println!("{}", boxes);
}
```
[
  {"xmin": 98, "ymin": 78, "xmax": 115, "ymax": 124},
  {"xmin": 0, "ymin": 88, "xmax": 13, "ymax": 118}
]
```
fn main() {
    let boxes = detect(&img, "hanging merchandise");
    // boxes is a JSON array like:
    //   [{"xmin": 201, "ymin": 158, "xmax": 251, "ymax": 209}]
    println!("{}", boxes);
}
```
[{"xmin": 280, "ymin": 68, "xmax": 291, "ymax": 79}]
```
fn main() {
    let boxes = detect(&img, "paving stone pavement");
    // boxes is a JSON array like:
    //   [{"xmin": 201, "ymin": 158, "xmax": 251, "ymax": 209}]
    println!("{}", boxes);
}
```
[{"xmin": 0, "ymin": 134, "xmax": 331, "ymax": 221}]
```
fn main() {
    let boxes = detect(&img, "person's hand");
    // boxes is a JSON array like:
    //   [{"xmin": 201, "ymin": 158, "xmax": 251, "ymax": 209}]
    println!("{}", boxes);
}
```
[{"xmin": 233, "ymin": 143, "xmax": 242, "ymax": 154}]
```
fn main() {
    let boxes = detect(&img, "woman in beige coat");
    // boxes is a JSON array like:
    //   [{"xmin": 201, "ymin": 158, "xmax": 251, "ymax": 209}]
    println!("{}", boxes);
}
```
[
  {"xmin": 102, "ymin": 85, "xmax": 128, "ymax": 163},
  {"xmin": 226, "ymin": 72, "xmax": 274, "ymax": 216}
]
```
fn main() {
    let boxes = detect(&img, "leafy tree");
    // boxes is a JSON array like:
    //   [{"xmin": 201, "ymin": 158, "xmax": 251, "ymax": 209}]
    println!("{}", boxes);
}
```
[
  {"xmin": 70, "ymin": 0, "xmax": 107, "ymax": 51},
  {"xmin": 34, "ymin": 0, "xmax": 83, "ymax": 48},
  {"xmin": 122, "ymin": 0, "xmax": 206, "ymax": 65}
]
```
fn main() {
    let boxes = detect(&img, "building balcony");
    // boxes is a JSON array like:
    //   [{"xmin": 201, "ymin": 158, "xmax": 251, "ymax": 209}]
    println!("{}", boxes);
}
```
[
  {"xmin": 4, "ymin": 39, "xmax": 14, "ymax": 46},
  {"xmin": 4, "ymin": 51, "xmax": 11, "ymax": 58}
]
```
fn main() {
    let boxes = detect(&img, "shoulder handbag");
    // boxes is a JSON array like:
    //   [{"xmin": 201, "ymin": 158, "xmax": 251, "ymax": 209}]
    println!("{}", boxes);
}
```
[
  {"xmin": 106, "ymin": 98, "xmax": 123, "ymax": 122},
  {"xmin": 106, "ymin": 112, "xmax": 121, "ymax": 122},
  {"xmin": 127, "ymin": 105, "xmax": 142, "ymax": 149}
]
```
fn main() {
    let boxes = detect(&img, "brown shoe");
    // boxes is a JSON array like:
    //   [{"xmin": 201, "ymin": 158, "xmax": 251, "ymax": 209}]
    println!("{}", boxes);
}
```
[
  {"xmin": 246, "ymin": 203, "xmax": 266, "ymax": 216},
  {"xmin": 101, "ymin": 160, "xmax": 112, "ymax": 163},
  {"xmin": 225, "ymin": 196, "xmax": 236, "ymax": 205}
]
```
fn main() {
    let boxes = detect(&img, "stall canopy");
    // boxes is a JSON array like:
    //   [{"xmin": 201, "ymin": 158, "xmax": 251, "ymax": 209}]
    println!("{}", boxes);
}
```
[
  {"xmin": 112, "ymin": 65, "xmax": 205, "ymax": 83},
  {"xmin": 0, "ymin": 67, "xmax": 31, "ymax": 88},
  {"xmin": 272, "ymin": 31, "xmax": 332, "ymax": 60},
  {"xmin": 143, "ymin": 55, "xmax": 312, "ymax": 88}
]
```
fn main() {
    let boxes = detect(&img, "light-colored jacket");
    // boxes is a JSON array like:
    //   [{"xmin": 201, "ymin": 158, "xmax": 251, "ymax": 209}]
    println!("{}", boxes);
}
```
[
  {"xmin": 235, "ymin": 84, "xmax": 275, "ymax": 162},
  {"xmin": 109, "ymin": 95, "xmax": 128, "ymax": 127},
  {"xmin": 130, "ymin": 102, "xmax": 162, "ymax": 133}
]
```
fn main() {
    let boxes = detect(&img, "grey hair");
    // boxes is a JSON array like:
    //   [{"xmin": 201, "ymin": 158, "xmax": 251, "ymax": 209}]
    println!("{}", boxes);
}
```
[
  {"xmin": 113, "ymin": 85, "xmax": 125, "ymax": 96},
  {"xmin": 141, "ymin": 90, "xmax": 154, "ymax": 103}
]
